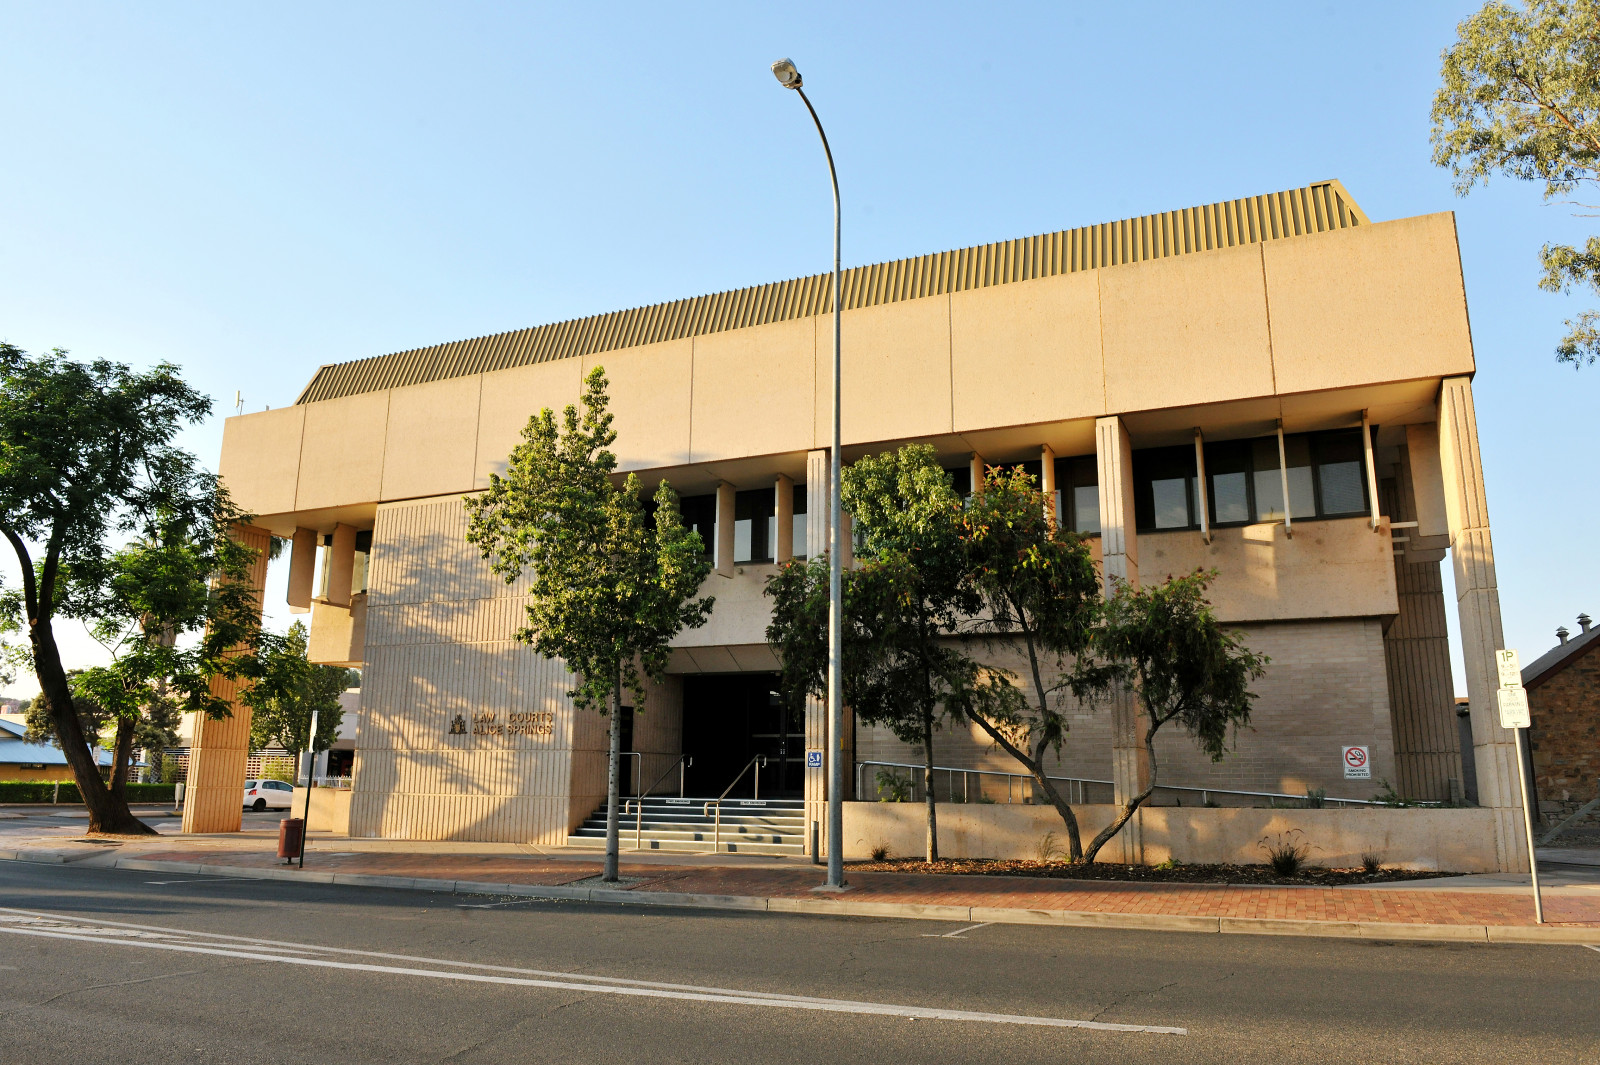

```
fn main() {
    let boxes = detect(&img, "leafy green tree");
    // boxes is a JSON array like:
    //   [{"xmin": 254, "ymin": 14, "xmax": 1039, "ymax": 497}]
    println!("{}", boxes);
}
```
[
  {"xmin": 954, "ymin": 464, "xmax": 1112, "ymax": 861},
  {"xmin": 1080, "ymin": 572, "xmax": 1269, "ymax": 864},
  {"xmin": 838, "ymin": 445, "xmax": 979, "ymax": 861},
  {"xmin": 1432, "ymin": 0, "xmax": 1600, "ymax": 366},
  {"xmin": 465, "ymin": 367, "xmax": 713, "ymax": 882},
  {"xmin": 242, "ymin": 621, "xmax": 348, "ymax": 765},
  {"xmin": 0, "ymin": 346, "xmax": 263, "ymax": 834},
  {"xmin": 24, "ymin": 676, "xmax": 108, "ymax": 750}
]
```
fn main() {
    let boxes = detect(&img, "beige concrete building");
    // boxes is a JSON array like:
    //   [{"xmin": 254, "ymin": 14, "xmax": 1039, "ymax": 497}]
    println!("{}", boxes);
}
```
[{"xmin": 188, "ymin": 180, "xmax": 1531, "ymax": 871}]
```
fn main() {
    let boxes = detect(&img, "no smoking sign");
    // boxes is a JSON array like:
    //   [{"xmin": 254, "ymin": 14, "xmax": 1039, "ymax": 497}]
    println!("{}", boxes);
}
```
[{"xmin": 1342, "ymin": 745, "xmax": 1370, "ymax": 780}]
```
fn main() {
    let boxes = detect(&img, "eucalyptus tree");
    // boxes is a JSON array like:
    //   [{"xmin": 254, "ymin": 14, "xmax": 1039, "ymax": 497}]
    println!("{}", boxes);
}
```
[
  {"xmin": 465, "ymin": 368, "xmax": 712, "ymax": 882},
  {"xmin": 1432, "ymin": 0, "xmax": 1600, "ymax": 366},
  {"xmin": 954, "ymin": 464, "xmax": 1112, "ymax": 862},
  {"xmin": 1080, "ymin": 571, "xmax": 1268, "ymax": 864},
  {"xmin": 0, "ymin": 345, "xmax": 264, "ymax": 835}
]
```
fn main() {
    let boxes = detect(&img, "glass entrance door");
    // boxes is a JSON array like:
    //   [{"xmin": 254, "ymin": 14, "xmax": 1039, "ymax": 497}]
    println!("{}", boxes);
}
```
[{"xmin": 681, "ymin": 672, "xmax": 803, "ymax": 798}]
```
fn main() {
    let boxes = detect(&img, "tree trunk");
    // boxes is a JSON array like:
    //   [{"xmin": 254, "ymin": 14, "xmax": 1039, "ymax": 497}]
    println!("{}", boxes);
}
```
[
  {"xmin": 602, "ymin": 665, "xmax": 623, "ymax": 883},
  {"xmin": 31, "ymin": 623, "xmax": 151, "ymax": 835},
  {"xmin": 921, "ymin": 707, "xmax": 939, "ymax": 863},
  {"xmin": 966, "ymin": 712, "xmax": 1083, "ymax": 860},
  {"xmin": 1082, "ymin": 720, "xmax": 1162, "ymax": 864},
  {"xmin": 110, "ymin": 716, "xmax": 136, "ymax": 799}
]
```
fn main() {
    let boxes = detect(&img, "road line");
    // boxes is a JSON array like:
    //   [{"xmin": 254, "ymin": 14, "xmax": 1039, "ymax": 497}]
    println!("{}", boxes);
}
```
[
  {"xmin": 1584, "ymin": 945, "xmax": 1600, "ymax": 954},
  {"xmin": 144, "ymin": 877, "xmax": 263, "ymax": 885},
  {"xmin": 923, "ymin": 922, "xmax": 993, "ymax": 939},
  {"xmin": 0, "ymin": 912, "xmax": 1184, "ymax": 1035}
]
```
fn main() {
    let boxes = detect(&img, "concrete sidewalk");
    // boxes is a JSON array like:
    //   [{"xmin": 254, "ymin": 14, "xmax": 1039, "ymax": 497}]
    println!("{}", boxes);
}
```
[{"xmin": 7, "ymin": 830, "xmax": 1596, "ymax": 946}]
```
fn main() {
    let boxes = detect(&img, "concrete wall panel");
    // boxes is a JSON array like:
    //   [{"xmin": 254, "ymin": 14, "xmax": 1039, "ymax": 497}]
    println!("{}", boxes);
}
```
[
  {"xmin": 952, "ymin": 270, "xmax": 1104, "ymax": 431},
  {"xmin": 219, "ymin": 406, "xmax": 304, "ymax": 518},
  {"xmin": 690, "ymin": 319, "xmax": 814, "ymax": 463},
  {"xmin": 1265, "ymin": 213, "xmax": 1476, "ymax": 394},
  {"xmin": 474, "ymin": 359, "xmax": 585, "ymax": 488},
  {"xmin": 296, "ymin": 391, "xmax": 390, "ymax": 512},
  {"xmin": 826, "ymin": 295, "xmax": 952, "ymax": 447},
  {"xmin": 582, "ymin": 339, "xmax": 693, "ymax": 472},
  {"xmin": 1101, "ymin": 243, "xmax": 1275, "ymax": 413},
  {"xmin": 382, "ymin": 375, "xmax": 480, "ymax": 501}
]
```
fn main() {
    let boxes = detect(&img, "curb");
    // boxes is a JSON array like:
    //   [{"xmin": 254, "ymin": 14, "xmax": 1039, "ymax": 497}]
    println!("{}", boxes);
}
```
[
  {"xmin": 0, "ymin": 847, "xmax": 107, "ymax": 864},
  {"xmin": 95, "ymin": 856, "xmax": 1600, "ymax": 946}
]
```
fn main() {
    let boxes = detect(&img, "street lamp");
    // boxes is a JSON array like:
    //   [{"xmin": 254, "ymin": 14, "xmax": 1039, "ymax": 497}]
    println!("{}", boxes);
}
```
[{"xmin": 771, "ymin": 56, "xmax": 846, "ymax": 890}]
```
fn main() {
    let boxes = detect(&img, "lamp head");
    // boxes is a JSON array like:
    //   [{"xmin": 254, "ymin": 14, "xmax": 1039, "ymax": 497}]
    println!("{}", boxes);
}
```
[{"xmin": 770, "ymin": 58, "xmax": 802, "ymax": 89}]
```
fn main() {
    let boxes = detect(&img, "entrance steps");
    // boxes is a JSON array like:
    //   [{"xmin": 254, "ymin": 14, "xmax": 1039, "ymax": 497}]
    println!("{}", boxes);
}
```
[{"xmin": 565, "ymin": 797, "xmax": 807, "ymax": 856}]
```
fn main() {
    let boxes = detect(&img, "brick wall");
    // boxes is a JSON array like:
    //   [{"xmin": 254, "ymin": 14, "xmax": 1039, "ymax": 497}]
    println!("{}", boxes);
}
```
[
  {"xmin": 1528, "ymin": 639, "xmax": 1600, "ymax": 820},
  {"xmin": 855, "ymin": 617, "xmax": 1396, "ymax": 803}
]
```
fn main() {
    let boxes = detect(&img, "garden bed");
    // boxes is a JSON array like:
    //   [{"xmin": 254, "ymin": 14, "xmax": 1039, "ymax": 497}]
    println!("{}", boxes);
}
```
[{"xmin": 846, "ymin": 856, "xmax": 1458, "ymax": 886}]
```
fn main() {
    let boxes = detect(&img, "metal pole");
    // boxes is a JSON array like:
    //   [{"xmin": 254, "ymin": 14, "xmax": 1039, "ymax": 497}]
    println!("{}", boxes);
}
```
[
  {"xmin": 788, "ymin": 83, "xmax": 846, "ymax": 890},
  {"xmin": 1513, "ymin": 726, "xmax": 1545, "ymax": 923},
  {"xmin": 299, "ymin": 709, "xmax": 319, "ymax": 869}
]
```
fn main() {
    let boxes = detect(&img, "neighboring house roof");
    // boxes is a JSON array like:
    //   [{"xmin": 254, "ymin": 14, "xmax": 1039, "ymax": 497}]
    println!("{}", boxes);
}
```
[
  {"xmin": 295, "ymin": 180, "xmax": 1369, "ymax": 405},
  {"xmin": 0, "ymin": 715, "xmax": 114, "ymax": 767},
  {"xmin": 1522, "ymin": 625, "xmax": 1600, "ymax": 690}
]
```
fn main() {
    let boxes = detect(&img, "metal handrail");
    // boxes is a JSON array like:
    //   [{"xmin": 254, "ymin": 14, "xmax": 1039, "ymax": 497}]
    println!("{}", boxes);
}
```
[
  {"xmin": 702, "ymin": 755, "xmax": 768, "ymax": 852},
  {"xmin": 856, "ymin": 759, "xmax": 1403, "ymax": 808},
  {"xmin": 623, "ymin": 755, "xmax": 695, "ymax": 850}
]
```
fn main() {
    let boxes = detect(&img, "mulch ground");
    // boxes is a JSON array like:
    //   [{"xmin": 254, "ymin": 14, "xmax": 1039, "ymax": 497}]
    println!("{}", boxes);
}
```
[{"xmin": 845, "ymin": 857, "xmax": 1456, "ymax": 887}]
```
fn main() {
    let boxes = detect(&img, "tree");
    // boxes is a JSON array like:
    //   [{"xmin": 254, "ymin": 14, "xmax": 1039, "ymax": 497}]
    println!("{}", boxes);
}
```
[
  {"xmin": 838, "ymin": 445, "xmax": 978, "ymax": 861},
  {"xmin": 1431, "ymin": 0, "xmax": 1600, "ymax": 366},
  {"xmin": 67, "ymin": 492, "xmax": 265, "ymax": 798},
  {"xmin": 464, "ymin": 367, "xmax": 713, "ymax": 882},
  {"xmin": 0, "ymin": 346, "xmax": 263, "ymax": 834},
  {"xmin": 24, "ymin": 677, "xmax": 107, "ymax": 750},
  {"xmin": 1080, "ymin": 571, "xmax": 1268, "ymax": 864},
  {"xmin": 954, "ymin": 464, "xmax": 1112, "ymax": 861},
  {"xmin": 242, "ymin": 621, "xmax": 348, "ymax": 766}
]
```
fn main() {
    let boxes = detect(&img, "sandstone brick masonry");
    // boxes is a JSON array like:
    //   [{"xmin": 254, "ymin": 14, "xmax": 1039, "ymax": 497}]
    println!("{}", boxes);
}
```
[
  {"xmin": 1528, "ymin": 638, "xmax": 1600, "ymax": 820},
  {"xmin": 857, "ymin": 618, "xmax": 1395, "ymax": 802}
]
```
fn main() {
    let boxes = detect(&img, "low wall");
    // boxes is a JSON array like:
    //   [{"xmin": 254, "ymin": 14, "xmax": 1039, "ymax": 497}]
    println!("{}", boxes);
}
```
[
  {"xmin": 843, "ymin": 802, "xmax": 1501, "ymax": 872},
  {"xmin": 291, "ymin": 787, "xmax": 352, "ymax": 835}
]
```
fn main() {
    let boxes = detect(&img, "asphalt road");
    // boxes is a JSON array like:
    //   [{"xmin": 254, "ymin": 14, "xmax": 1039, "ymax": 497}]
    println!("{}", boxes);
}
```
[{"xmin": 0, "ymin": 859, "xmax": 1595, "ymax": 1065}]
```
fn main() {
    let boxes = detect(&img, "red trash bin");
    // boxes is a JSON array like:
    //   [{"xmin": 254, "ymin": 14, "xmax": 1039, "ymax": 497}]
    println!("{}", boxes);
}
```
[{"xmin": 278, "ymin": 818, "xmax": 305, "ymax": 862}]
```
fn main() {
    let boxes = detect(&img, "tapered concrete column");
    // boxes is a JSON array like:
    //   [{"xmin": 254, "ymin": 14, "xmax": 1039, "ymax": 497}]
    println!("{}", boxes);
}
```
[
  {"xmin": 803, "ymin": 450, "xmax": 830, "ymax": 853},
  {"xmin": 1097, "ymin": 416, "xmax": 1147, "ymax": 861},
  {"xmin": 181, "ymin": 524, "xmax": 271, "ymax": 835},
  {"xmin": 1438, "ymin": 377, "xmax": 1528, "ymax": 872},
  {"xmin": 968, "ymin": 452, "xmax": 985, "ymax": 494},
  {"xmin": 714, "ymin": 482, "xmax": 735, "ymax": 576},
  {"xmin": 775, "ymin": 474, "xmax": 794, "ymax": 563},
  {"xmin": 1040, "ymin": 445, "xmax": 1057, "ymax": 522},
  {"xmin": 286, "ymin": 528, "xmax": 317, "ymax": 613},
  {"xmin": 325, "ymin": 524, "xmax": 357, "ymax": 608}
]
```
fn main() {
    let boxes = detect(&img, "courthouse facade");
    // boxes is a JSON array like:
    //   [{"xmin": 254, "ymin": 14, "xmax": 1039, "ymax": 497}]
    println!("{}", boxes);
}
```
[{"xmin": 183, "ymin": 181, "xmax": 1531, "ymax": 871}]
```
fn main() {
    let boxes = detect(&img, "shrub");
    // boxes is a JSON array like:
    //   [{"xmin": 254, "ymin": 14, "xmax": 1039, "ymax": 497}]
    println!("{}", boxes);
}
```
[
  {"xmin": 870, "ymin": 843, "xmax": 891, "ymax": 861},
  {"xmin": 160, "ymin": 756, "xmax": 183, "ymax": 784},
  {"xmin": 260, "ymin": 762, "xmax": 296, "ymax": 784},
  {"xmin": 1303, "ymin": 788, "xmax": 1326, "ymax": 809},
  {"xmin": 874, "ymin": 770, "xmax": 911, "ymax": 803},
  {"xmin": 1361, "ymin": 852, "xmax": 1382, "ymax": 874},
  {"xmin": 1259, "ymin": 829, "xmax": 1313, "ymax": 876},
  {"xmin": 0, "ymin": 781, "xmax": 175, "ymax": 804}
]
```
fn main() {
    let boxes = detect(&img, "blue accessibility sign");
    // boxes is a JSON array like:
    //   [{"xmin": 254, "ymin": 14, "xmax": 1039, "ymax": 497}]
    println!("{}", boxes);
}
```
[{"xmin": 805, "ymin": 749, "xmax": 824, "ymax": 769}]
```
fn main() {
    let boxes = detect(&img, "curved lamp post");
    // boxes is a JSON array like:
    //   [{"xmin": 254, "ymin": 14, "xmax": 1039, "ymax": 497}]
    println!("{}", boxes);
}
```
[{"xmin": 771, "ymin": 57, "xmax": 845, "ymax": 890}]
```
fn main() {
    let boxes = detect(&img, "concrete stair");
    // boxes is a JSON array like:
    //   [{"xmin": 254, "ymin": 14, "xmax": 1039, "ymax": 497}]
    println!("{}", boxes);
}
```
[{"xmin": 565, "ymin": 796, "xmax": 807, "ymax": 856}]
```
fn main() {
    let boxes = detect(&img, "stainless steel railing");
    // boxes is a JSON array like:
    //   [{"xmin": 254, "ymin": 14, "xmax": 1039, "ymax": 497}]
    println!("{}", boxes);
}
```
[
  {"xmin": 703, "ymin": 755, "xmax": 768, "ymax": 852},
  {"xmin": 622, "ymin": 754, "xmax": 695, "ymax": 849},
  {"xmin": 856, "ymin": 759, "xmax": 1399, "ymax": 808}
]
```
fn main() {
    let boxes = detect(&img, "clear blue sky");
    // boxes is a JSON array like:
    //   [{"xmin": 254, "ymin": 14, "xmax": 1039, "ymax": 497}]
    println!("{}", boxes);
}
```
[{"xmin": 1, "ymin": 1, "xmax": 1592, "ymax": 698}]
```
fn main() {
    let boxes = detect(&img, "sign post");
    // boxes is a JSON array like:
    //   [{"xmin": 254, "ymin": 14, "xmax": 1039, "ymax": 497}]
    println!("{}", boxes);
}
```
[
  {"xmin": 298, "ymin": 710, "xmax": 319, "ymax": 869},
  {"xmin": 1495, "ymin": 649, "xmax": 1543, "ymax": 924}
]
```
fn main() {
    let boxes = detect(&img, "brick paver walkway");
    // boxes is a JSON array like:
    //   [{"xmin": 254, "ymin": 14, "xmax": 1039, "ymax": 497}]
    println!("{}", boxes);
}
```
[{"xmin": 133, "ymin": 847, "xmax": 1600, "ymax": 928}]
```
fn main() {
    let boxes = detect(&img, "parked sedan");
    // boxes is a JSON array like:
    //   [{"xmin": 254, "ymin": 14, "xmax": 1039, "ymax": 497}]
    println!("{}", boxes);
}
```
[{"xmin": 243, "ymin": 779, "xmax": 296, "ymax": 811}]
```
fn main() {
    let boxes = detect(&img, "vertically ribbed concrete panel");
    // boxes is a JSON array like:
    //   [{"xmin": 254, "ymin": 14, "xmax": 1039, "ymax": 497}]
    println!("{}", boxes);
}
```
[
  {"xmin": 804, "ymin": 448, "xmax": 830, "ymax": 853},
  {"xmin": 1437, "ymin": 376, "xmax": 1525, "ymax": 871},
  {"xmin": 182, "ymin": 524, "xmax": 272, "ymax": 834},
  {"xmin": 350, "ymin": 495, "xmax": 578, "ymax": 844}
]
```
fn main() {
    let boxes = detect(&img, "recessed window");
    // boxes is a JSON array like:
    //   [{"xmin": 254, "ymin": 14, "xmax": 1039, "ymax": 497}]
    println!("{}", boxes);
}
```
[
  {"xmin": 1133, "ymin": 446, "xmax": 1198, "ymax": 532},
  {"xmin": 792, "ymin": 484, "xmax": 808, "ymax": 560},
  {"xmin": 1182, "ymin": 428, "xmax": 1372, "ymax": 531},
  {"xmin": 679, "ymin": 494, "xmax": 716, "ymax": 561},
  {"xmin": 734, "ymin": 489, "xmax": 774, "ymax": 564}
]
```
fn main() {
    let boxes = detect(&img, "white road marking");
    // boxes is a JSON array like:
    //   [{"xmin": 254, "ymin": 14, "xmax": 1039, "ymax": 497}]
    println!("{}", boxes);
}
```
[
  {"xmin": 0, "ymin": 908, "xmax": 1182, "ymax": 1035},
  {"xmin": 1584, "ymin": 944, "xmax": 1600, "ymax": 954},
  {"xmin": 456, "ymin": 899, "xmax": 542, "ymax": 909},
  {"xmin": 144, "ymin": 877, "xmax": 262, "ymax": 885},
  {"xmin": 922, "ymin": 922, "xmax": 993, "ymax": 939}
]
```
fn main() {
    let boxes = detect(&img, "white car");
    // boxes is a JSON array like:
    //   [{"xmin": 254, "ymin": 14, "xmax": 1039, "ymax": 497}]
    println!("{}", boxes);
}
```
[{"xmin": 243, "ymin": 779, "xmax": 296, "ymax": 812}]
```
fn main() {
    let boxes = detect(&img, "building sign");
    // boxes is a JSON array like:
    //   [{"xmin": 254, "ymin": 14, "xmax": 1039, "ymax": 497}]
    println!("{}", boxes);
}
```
[
  {"xmin": 448, "ymin": 710, "xmax": 554, "ymax": 739},
  {"xmin": 806, "ymin": 749, "xmax": 824, "ymax": 769},
  {"xmin": 1342, "ymin": 745, "xmax": 1370, "ymax": 780}
]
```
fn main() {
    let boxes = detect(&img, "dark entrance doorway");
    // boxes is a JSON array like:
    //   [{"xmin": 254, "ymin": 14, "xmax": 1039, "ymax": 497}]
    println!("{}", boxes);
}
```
[{"xmin": 681, "ymin": 672, "xmax": 803, "ymax": 799}]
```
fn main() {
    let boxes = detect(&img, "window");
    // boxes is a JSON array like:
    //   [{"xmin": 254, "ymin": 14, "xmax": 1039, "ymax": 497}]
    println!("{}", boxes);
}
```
[
  {"xmin": 679, "ymin": 494, "xmax": 716, "ymax": 560},
  {"xmin": 1054, "ymin": 456, "xmax": 1100, "ymax": 535},
  {"xmin": 1133, "ymin": 446, "xmax": 1198, "ymax": 531},
  {"xmin": 1192, "ymin": 428, "xmax": 1370, "ymax": 528},
  {"xmin": 946, "ymin": 464, "xmax": 972, "ymax": 497},
  {"xmin": 792, "ymin": 484, "xmax": 808, "ymax": 560},
  {"xmin": 734, "ymin": 489, "xmax": 774, "ymax": 564}
]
